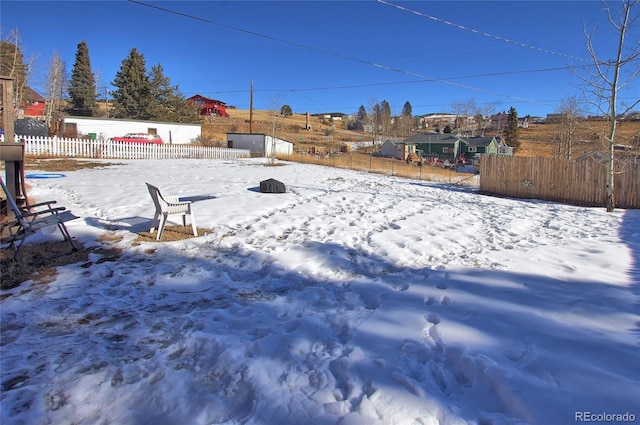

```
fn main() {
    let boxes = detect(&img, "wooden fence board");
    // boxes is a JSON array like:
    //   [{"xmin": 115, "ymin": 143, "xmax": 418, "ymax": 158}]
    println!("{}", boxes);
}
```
[{"xmin": 480, "ymin": 155, "xmax": 639, "ymax": 209}]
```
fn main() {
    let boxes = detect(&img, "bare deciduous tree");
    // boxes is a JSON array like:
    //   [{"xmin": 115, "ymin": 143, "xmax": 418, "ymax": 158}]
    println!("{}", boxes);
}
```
[
  {"xmin": 477, "ymin": 101, "xmax": 496, "ymax": 137},
  {"xmin": 44, "ymin": 50, "xmax": 66, "ymax": 129},
  {"xmin": 576, "ymin": 0, "xmax": 640, "ymax": 212},
  {"xmin": 1, "ymin": 29, "xmax": 37, "ymax": 114},
  {"xmin": 451, "ymin": 98, "xmax": 478, "ymax": 135},
  {"xmin": 553, "ymin": 96, "xmax": 586, "ymax": 159},
  {"xmin": 267, "ymin": 96, "xmax": 284, "ymax": 164}
]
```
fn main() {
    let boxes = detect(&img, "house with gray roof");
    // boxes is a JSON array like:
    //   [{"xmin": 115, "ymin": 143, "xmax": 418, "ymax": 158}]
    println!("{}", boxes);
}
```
[
  {"xmin": 404, "ymin": 132, "xmax": 467, "ymax": 161},
  {"xmin": 401, "ymin": 132, "xmax": 512, "ymax": 164}
]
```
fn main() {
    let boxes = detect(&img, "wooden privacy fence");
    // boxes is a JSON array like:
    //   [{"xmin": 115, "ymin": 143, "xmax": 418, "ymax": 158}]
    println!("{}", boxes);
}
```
[
  {"xmin": 479, "ymin": 155, "xmax": 640, "ymax": 209},
  {"xmin": 11, "ymin": 136, "xmax": 251, "ymax": 160}
]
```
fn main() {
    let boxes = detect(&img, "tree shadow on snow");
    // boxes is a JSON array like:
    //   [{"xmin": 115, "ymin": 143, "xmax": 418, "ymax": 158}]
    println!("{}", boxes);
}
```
[{"xmin": 2, "ymin": 235, "xmax": 639, "ymax": 425}]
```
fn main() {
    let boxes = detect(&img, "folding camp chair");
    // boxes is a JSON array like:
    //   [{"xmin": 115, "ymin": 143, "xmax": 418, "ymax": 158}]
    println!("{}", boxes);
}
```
[
  {"xmin": 146, "ymin": 183, "xmax": 198, "ymax": 241},
  {"xmin": 1, "ymin": 177, "xmax": 78, "ymax": 258}
]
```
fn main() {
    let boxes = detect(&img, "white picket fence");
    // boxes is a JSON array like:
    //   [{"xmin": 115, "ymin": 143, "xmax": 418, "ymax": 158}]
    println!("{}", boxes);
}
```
[{"xmin": 10, "ymin": 135, "xmax": 251, "ymax": 160}]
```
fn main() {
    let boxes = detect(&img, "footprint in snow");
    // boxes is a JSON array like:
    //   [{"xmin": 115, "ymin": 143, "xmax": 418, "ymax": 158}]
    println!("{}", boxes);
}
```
[
  {"xmin": 426, "ymin": 313, "xmax": 440, "ymax": 325},
  {"xmin": 425, "ymin": 295, "xmax": 450, "ymax": 306}
]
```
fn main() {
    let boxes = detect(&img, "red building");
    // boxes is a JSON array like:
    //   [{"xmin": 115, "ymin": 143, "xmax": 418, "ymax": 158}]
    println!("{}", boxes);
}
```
[
  {"xmin": 20, "ymin": 86, "xmax": 46, "ymax": 117},
  {"xmin": 187, "ymin": 94, "xmax": 230, "ymax": 117}
]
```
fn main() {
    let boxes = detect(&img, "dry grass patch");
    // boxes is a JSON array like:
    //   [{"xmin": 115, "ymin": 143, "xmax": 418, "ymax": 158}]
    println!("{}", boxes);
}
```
[
  {"xmin": 0, "ymin": 224, "xmax": 210, "ymax": 293},
  {"xmin": 0, "ymin": 239, "xmax": 122, "ymax": 292},
  {"xmin": 23, "ymin": 157, "xmax": 124, "ymax": 172},
  {"xmin": 133, "ymin": 226, "xmax": 211, "ymax": 245}
]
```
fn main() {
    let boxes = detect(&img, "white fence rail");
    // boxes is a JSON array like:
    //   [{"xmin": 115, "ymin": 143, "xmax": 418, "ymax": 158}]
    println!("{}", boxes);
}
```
[{"xmin": 7, "ymin": 136, "xmax": 251, "ymax": 160}]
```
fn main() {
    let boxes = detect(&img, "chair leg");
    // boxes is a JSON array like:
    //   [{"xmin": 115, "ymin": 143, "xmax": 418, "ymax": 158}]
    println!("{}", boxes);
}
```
[
  {"xmin": 150, "ymin": 211, "xmax": 161, "ymax": 234},
  {"xmin": 12, "ymin": 233, "xmax": 29, "ymax": 260},
  {"xmin": 157, "ymin": 214, "xmax": 169, "ymax": 241},
  {"xmin": 190, "ymin": 211, "xmax": 198, "ymax": 236},
  {"xmin": 56, "ymin": 222, "xmax": 78, "ymax": 252}
]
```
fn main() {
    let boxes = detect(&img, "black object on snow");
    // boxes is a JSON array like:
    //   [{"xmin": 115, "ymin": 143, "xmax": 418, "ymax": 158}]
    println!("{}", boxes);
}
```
[
  {"xmin": 260, "ymin": 178, "xmax": 286, "ymax": 193},
  {"xmin": 14, "ymin": 118, "xmax": 49, "ymax": 137}
]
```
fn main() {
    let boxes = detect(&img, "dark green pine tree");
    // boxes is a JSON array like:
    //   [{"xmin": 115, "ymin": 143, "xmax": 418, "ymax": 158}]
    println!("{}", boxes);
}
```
[
  {"xmin": 111, "ymin": 48, "xmax": 152, "ymax": 120},
  {"xmin": 402, "ymin": 101, "xmax": 413, "ymax": 137},
  {"xmin": 148, "ymin": 64, "xmax": 197, "ymax": 123},
  {"xmin": 357, "ymin": 105, "xmax": 367, "ymax": 122},
  {"xmin": 68, "ymin": 41, "xmax": 97, "ymax": 116},
  {"xmin": 504, "ymin": 106, "xmax": 521, "ymax": 153},
  {"xmin": 280, "ymin": 104, "xmax": 293, "ymax": 117},
  {"xmin": 402, "ymin": 101, "xmax": 412, "ymax": 119}
]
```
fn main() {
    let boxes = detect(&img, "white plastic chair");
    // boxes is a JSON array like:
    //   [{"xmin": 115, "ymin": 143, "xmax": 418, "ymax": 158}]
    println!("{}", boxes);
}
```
[{"xmin": 146, "ymin": 183, "xmax": 198, "ymax": 241}]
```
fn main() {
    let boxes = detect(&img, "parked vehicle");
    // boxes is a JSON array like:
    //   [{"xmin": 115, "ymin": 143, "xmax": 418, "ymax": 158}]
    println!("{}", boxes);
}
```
[{"xmin": 111, "ymin": 133, "xmax": 163, "ymax": 144}]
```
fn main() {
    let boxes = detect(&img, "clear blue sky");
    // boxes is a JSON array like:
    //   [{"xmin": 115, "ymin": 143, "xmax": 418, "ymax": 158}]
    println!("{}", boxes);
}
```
[{"xmin": 2, "ymin": 1, "xmax": 638, "ymax": 118}]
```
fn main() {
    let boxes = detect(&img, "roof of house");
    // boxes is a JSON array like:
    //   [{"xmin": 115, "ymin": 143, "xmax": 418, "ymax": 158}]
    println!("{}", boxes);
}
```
[
  {"xmin": 404, "ymin": 132, "xmax": 465, "ymax": 144},
  {"xmin": 466, "ymin": 136, "xmax": 497, "ymax": 147},
  {"xmin": 382, "ymin": 138, "xmax": 406, "ymax": 145},
  {"xmin": 22, "ymin": 86, "xmax": 45, "ymax": 104},
  {"xmin": 187, "ymin": 94, "xmax": 227, "ymax": 105}
]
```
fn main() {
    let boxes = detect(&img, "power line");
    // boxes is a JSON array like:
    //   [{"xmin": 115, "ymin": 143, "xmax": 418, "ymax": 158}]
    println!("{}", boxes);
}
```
[
  {"xmin": 258, "ymin": 66, "xmax": 574, "ymax": 93},
  {"xmin": 126, "ymin": 0, "xmax": 562, "ymax": 107},
  {"xmin": 376, "ymin": 0, "xmax": 588, "ymax": 62}
]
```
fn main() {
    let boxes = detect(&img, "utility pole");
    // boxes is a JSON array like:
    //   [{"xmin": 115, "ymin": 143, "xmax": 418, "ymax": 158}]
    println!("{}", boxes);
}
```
[{"xmin": 249, "ymin": 80, "xmax": 253, "ymax": 134}]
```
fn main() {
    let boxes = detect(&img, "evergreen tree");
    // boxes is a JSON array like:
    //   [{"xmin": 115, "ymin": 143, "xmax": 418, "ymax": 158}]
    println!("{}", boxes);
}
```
[
  {"xmin": 280, "ymin": 104, "xmax": 293, "ymax": 117},
  {"xmin": 504, "ymin": 106, "xmax": 520, "ymax": 152},
  {"xmin": 148, "ymin": 63, "xmax": 199, "ymax": 123},
  {"xmin": 401, "ymin": 101, "xmax": 413, "ymax": 137},
  {"xmin": 111, "ymin": 48, "xmax": 152, "ymax": 119},
  {"xmin": 402, "ymin": 101, "xmax": 412, "ymax": 119},
  {"xmin": 357, "ymin": 105, "xmax": 367, "ymax": 121},
  {"xmin": 68, "ymin": 41, "xmax": 97, "ymax": 116}
]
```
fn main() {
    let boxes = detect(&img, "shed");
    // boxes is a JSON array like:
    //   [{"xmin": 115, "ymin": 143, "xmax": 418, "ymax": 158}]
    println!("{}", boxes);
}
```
[
  {"xmin": 226, "ymin": 133, "xmax": 293, "ymax": 156},
  {"xmin": 61, "ymin": 117, "xmax": 202, "ymax": 144}
]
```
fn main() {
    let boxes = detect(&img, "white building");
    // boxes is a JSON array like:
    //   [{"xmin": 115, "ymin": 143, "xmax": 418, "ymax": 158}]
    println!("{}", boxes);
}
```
[
  {"xmin": 61, "ymin": 116, "xmax": 201, "ymax": 144},
  {"xmin": 226, "ymin": 133, "xmax": 294, "ymax": 156}
]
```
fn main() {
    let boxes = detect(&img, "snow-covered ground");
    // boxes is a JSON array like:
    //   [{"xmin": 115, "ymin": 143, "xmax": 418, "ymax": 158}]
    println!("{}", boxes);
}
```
[{"xmin": 2, "ymin": 158, "xmax": 638, "ymax": 425}]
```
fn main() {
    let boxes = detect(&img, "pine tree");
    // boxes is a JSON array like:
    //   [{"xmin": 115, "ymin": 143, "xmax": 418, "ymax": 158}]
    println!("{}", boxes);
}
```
[
  {"xmin": 148, "ymin": 63, "xmax": 198, "ymax": 123},
  {"xmin": 357, "ymin": 105, "xmax": 367, "ymax": 122},
  {"xmin": 68, "ymin": 41, "xmax": 97, "ymax": 116},
  {"xmin": 111, "ymin": 48, "xmax": 152, "ymax": 119},
  {"xmin": 401, "ymin": 101, "xmax": 413, "ymax": 137},
  {"xmin": 504, "ymin": 106, "xmax": 520, "ymax": 153},
  {"xmin": 402, "ymin": 101, "xmax": 412, "ymax": 119},
  {"xmin": 280, "ymin": 104, "xmax": 293, "ymax": 117}
]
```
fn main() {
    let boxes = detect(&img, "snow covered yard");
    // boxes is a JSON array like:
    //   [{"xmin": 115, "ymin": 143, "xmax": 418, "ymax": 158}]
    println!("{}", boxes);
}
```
[{"xmin": 1, "ymin": 158, "xmax": 638, "ymax": 425}]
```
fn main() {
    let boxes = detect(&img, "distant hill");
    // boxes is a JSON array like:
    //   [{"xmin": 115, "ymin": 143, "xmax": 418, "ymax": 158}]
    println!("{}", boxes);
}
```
[{"xmin": 202, "ymin": 109, "xmax": 640, "ymax": 158}]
